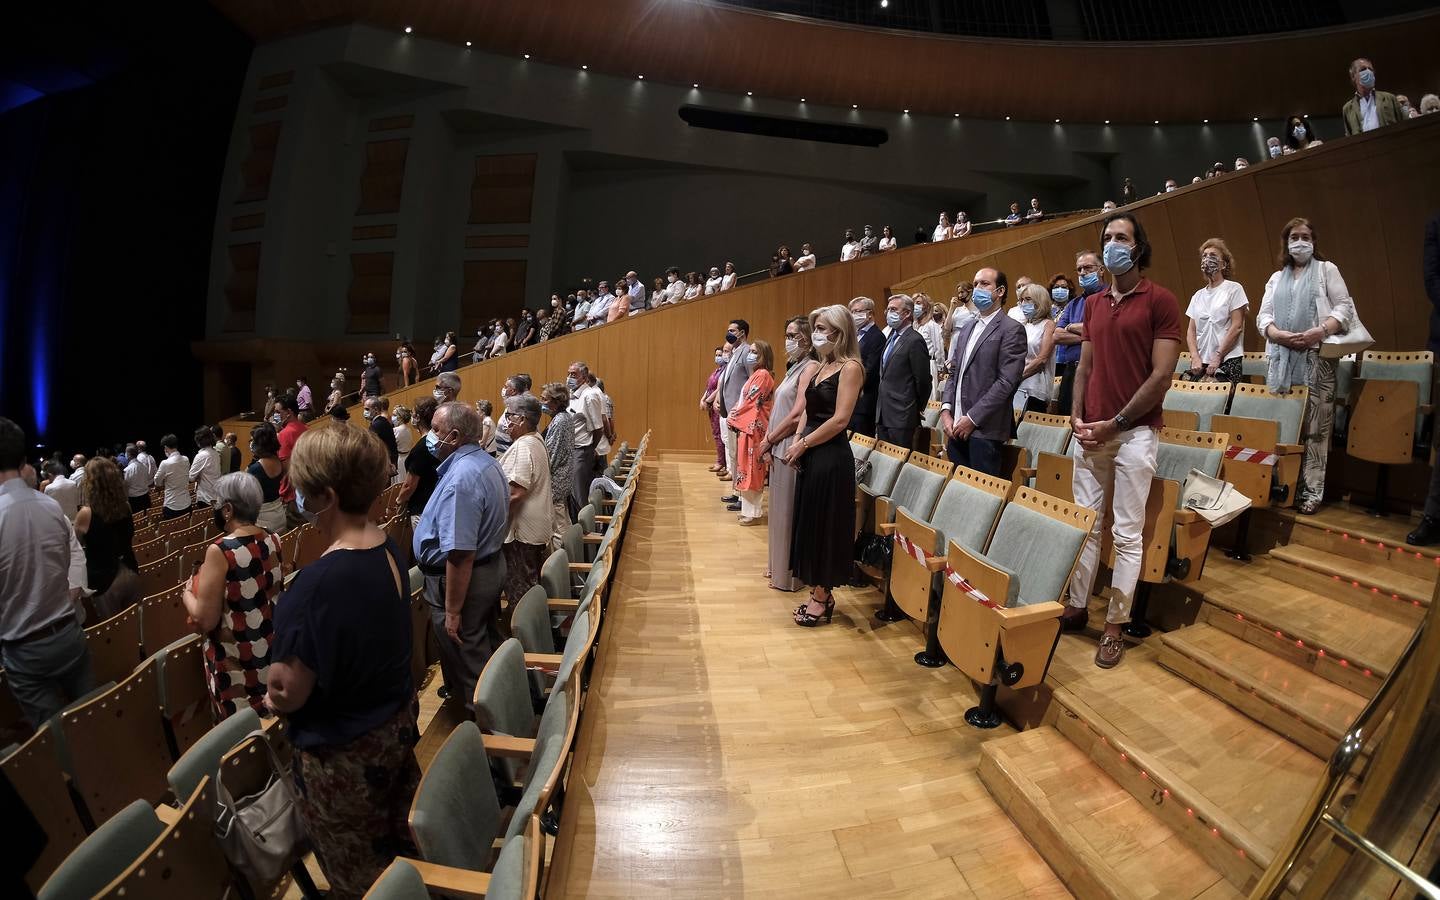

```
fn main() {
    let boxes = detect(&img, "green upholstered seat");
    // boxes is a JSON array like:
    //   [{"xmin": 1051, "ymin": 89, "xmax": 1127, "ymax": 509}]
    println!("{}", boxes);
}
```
[
  {"xmin": 475, "ymin": 638, "xmax": 539, "ymax": 782},
  {"xmin": 985, "ymin": 503, "xmax": 1086, "ymax": 607},
  {"xmin": 38, "ymin": 800, "xmax": 164, "ymax": 900},
  {"xmin": 1163, "ymin": 386, "xmax": 1230, "ymax": 431},
  {"xmin": 880, "ymin": 461, "xmax": 947, "ymax": 525},
  {"xmin": 928, "ymin": 478, "xmax": 1005, "ymax": 555},
  {"xmin": 1155, "ymin": 440, "xmax": 1225, "ymax": 509},
  {"xmin": 1229, "ymin": 391, "xmax": 1305, "ymax": 445},
  {"xmin": 166, "ymin": 706, "xmax": 260, "ymax": 803},
  {"xmin": 504, "ymin": 688, "xmax": 571, "ymax": 840},
  {"xmin": 1013, "ymin": 418, "xmax": 1070, "ymax": 462},
  {"xmin": 410, "ymin": 722, "xmax": 504, "ymax": 873}
]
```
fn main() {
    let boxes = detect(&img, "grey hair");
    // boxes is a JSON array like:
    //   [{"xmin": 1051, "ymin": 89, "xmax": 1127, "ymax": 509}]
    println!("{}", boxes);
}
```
[
  {"xmin": 848, "ymin": 296, "xmax": 874, "ymax": 313},
  {"xmin": 437, "ymin": 401, "xmax": 482, "ymax": 443},
  {"xmin": 216, "ymin": 471, "xmax": 263, "ymax": 525},
  {"xmin": 570, "ymin": 361, "xmax": 591, "ymax": 382},
  {"xmin": 506, "ymin": 392, "xmax": 542, "ymax": 429},
  {"xmin": 436, "ymin": 372, "xmax": 462, "ymax": 393}
]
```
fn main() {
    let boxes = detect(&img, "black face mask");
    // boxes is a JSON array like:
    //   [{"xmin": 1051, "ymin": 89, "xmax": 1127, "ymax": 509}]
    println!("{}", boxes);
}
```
[{"xmin": 725, "ymin": 333, "xmax": 739, "ymax": 345}]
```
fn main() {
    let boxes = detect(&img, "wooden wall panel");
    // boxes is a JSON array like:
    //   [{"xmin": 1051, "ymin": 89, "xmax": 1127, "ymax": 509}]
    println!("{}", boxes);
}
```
[
  {"xmin": 797, "ymin": 262, "xmax": 853, "ymax": 314},
  {"xmin": 460, "ymin": 260, "xmax": 527, "ymax": 332},
  {"xmin": 252, "ymin": 95, "xmax": 288, "ymax": 113},
  {"xmin": 223, "ymin": 243, "xmax": 261, "ymax": 333},
  {"xmin": 352, "ymin": 223, "xmax": 398, "ymax": 241},
  {"xmin": 346, "ymin": 252, "xmax": 393, "ymax": 334},
  {"xmin": 356, "ymin": 139, "xmax": 410, "ymax": 215},
  {"xmin": 468, "ymin": 154, "xmax": 537, "ymax": 225},
  {"xmin": 850, "ymin": 251, "xmax": 903, "ymax": 301},
  {"xmin": 368, "ymin": 114, "xmax": 415, "ymax": 132},
  {"xmin": 237, "ymin": 121, "xmax": 282, "ymax": 203},
  {"xmin": 230, "ymin": 212, "xmax": 265, "ymax": 231},
  {"xmin": 464, "ymin": 234, "xmax": 529, "ymax": 249}
]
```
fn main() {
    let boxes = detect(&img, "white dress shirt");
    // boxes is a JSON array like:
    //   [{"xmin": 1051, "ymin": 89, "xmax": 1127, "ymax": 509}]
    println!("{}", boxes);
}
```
[
  {"xmin": 683, "ymin": 284, "xmax": 702, "ymax": 301},
  {"xmin": 1360, "ymin": 93, "xmax": 1380, "ymax": 131},
  {"xmin": 664, "ymin": 279, "xmax": 686, "ymax": 304},
  {"xmin": 189, "ymin": 446, "xmax": 221, "ymax": 505},
  {"xmin": 45, "ymin": 478, "xmax": 80, "ymax": 522},
  {"xmin": 123, "ymin": 458, "xmax": 150, "ymax": 499},
  {"xmin": 135, "ymin": 451, "xmax": 157, "ymax": 480},
  {"xmin": 943, "ymin": 308, "xmax": 1004, "ymax": 418},
  {"xmin": 840, "ymin": 241, "xmax": 860, "ymax": 262},
  {"xmin": 569, "ymin": 384, "xmax": 606, "ymax": 448},
  {"xmin": 572, "ymin": 299, "xmax": 591, "ymax": 330},
  {"xmin": 705, "ymin": 276, "xmax": 723, "ymax": 294},
  {"xmin": 878, "ymin": 237, "xmax": 897, "ymax": 251},
  {"xmin": 154, "ymin": 451, "xmax": 191, "ymax": 510},
  {"xmin": 795, "ymin": 253, "xmax": 817, "ymax": 271},
  {"xmin": 720, "ymin": 272, "xmax": 738, "ymax": 291},
  {"xmin": 587, "ymin": 293, "xmax": 614, "ymax": 326}
]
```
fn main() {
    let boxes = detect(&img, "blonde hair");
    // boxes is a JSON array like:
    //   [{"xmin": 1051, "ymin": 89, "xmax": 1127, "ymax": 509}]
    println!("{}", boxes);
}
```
[
  {"xmin": 751, "ymin": 340, "xmax": 775, "ymax": 373},
  {"xmin": 1199, "ymin": 237, "xmax": 1235, "ymax": 279},
  {"xmin": 1016, "ymin": 283, "xmax": 1051, "ymax": 321},
  {"xmin": 810, "ymin": 304, "xmax": 859, "ymax": 364},
  {"xmin": 289, "ymin": 424, "xmax": 390, "ymax": 515}
]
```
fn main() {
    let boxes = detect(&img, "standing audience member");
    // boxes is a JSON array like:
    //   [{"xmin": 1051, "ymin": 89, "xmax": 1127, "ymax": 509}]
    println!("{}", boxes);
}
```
[
  {"xmin": 729, "ymin": 341, "xmax": 777, "ymax": 525},
  {"xmin": 217, "ymin": 430, "xmax": 241, "ymax": 475},
  {"xmin": 1183, "ymin": 238, "xmax": 1250, "ymax": 383},
  {"xmin": 261, "ymin": 387, "xmax": 279, "ymax": 423},
  {"xmin": 776, "ymin": 248, "xmax": 794, "ymax": 277},
  {"xmin": 433, "ymin": 372, "xmax": 461, "ymax": 405},
  {"xmin": 1266, "ymin": 136, "xmax": 1283, "ymax": 159},
  {"xmin": 247, "ymin": 424, "xmax": 288, "ymax": 533},
  {"xmin": 720, "ymin": 261, "xmax": 739, "ymax": 291},
  {"xmin": 1284, "ymin": 115, "xmax": 1322, "ymax": 151},
  {"xmin": 703, "ymin": 346, "xmax": 731, "ymax": 476},
  {"xmin": 683, "ymin": 272, "xmax": 704, "ymax": 302},
  {"xmin": 268, "ymin": 425, "xmax": 419, "ymax": 899},
  {"xmin": 1062, "ymin": 212, "xmax": 1182, "ymax": 668},
  {"xmin": 325, "ymin": 375, "xmax": 344, "ymax": 414},
  {"xmin": 436, "ymin": 332, "xmax": 460, "ymax": 373},
  {"xmin": 794, "ymin": 244, "xmax": 817, "ymax": 273},
  {"xmin": 413, "ymin": 402, "xmax": 508, "ymax": 712},
  {"xmin": 1025, "ymin": 198, "xmax": 1044, "ymax": 222},
  {"xmin": 1257, "ymin": 217, "xmax": 1358, "ymax": 516},
  {"xmin": 567, "ymin": 362, "xmax": 606, "ymax": 510},
  {"xmin": 154, "ymin": 434, "xmax": 192, "ymax": 519},
  {"xmin": 190, "ymin": 426, "xmax": 222, "ymax": 506},
  {"xmin": 932, "ymin": 214, "xmax": 952, "ymax": 243},
  {"xmin": 715, "ymin": 321, "xmax": 755, "ymax": 508},
  {"xmin": 44, "ymin": 461, "xmax": 81, "ymax": 521},
  {"xmin": 295, "ymin": 377, "xmax": 314, "ymax": 421},
  {"xmin": 135, "ymin": 440, "xmax": 157, "ymax": 482},
  {"xmin": 477, "ymin": 400, "xmax": 498, "ymax": 456},
  {"xmin": 1054, "ymin": 257, "xmax": 1098, "ymax": 416},
  {"xmin": 513, "ymin": 310, "xmax": 535, "ymax": 349},
  {"xmin": 663, "ymin": 268, "xmax": 686, "ymax": 305},
  {"xmin": 626, "ymin": 271, "xmax": 648, "ymax": 314},
  {"xmin": 848, "ymin": 297, "xmax": 884, "ymax": 436},
  {"xmin": 272, "ymin": 396, "xmax": 308, "ymax": 526},
  {"xmin": 878, "ymin": 225, "xmax": 898, "ymax": 251},
  {"xmin": 1420, "ymin": 94, "xmax": 1440, "ymax": 116},
  {"xmin": 758, "ymin": 317, "xmax": 818, "ymax": 591},
  {"xmin": 1408, "ymin": 213, "xmax": 1440, "ymax": 545},
  {"xmin": 705, "ymin": 267, "xmax": 724, "ymax": 294},
  {"xmin": 1014, "ymin": 283, "xmax": 1057, "ymax": 414},
  {"xmin": 365, "ymin": 396, "xmax": 399, "ymax": 474},
  {"xmin": 594, "ymin": 377, "xmax": 616, "ymax": 469},
  {"xmin": 398, "ymin": 398, "xmax": 441, "ymax": 523},
  {"xmin": 841, "ymin": 230, "xmax": 861, "ymax": 261},
  {"xmin": 913, "ymin": 294, "xmax": 945, "ymax": 395},
  {"xmin": 859, "ymin": 225, "xmax": 879, "ymax": 257},
  {"xmin": 1005, "ymin": 203, "xmax": 1022, "ymax": 226},
  {"xmin": 398, "ymin": 343, "xmax": 419, "ymax": 387},
  {"xmin": 540, "ymin": 384, "xmax": 577, "ymax": 546},
  {"xmin": 499, "ymin": 394, "xmax": 552, "ymax": 603},
  {"xmin": 361, "ymin": 353, "xmax": 383, "ymax": 400},
  {"xmin": 0, "ymin": 417, "xmax": 95, "ymax": 728},
  {"xmin": 1121, "ymin": 178, "xmax": 1136, "ymax": 204},
  {"xmin": 874, "ymin": 295, "xmax": 933, "ymax": 448},
  {"xmin": 75, "ymin": 458, "xmax": 140, "ymax": 619},
  {"xmin": 392, "ymin": 406, "xmax": 415, "ymax": 481},
  {"xmin": 651, "ymin": 278, "xmax": 667, "ymax": 309},
  {"xmin": 1342, "ymin": 57, "xmax": 1404, "ymax": 135},
  {"xmin": 940, "ymin": 269, "xmax": 1027, "ymax": 475},
  {"xmin": 183, "ymin": 472, "xmax": 278, "ymax": 718},
  {"xmin": 784, "ymin": 307, "xmax": 864, "ymax": 626},
  {"xmin": 953, "ymin": 212, "xmax": 971, "ymax": 238}
]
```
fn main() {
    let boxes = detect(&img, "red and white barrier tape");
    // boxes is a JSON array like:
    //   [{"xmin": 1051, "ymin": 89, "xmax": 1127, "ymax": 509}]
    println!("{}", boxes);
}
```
[
  {"xmin": 944, "ymin": 564, "xmax": 998, "ymax": 608},
  {"xmin": 1224, "ymin": 445, "xmax": 1278, "ymax": 466},
  {"xmin": 893, "ymin": 533, "xmax": 929, "ymax": 565}
]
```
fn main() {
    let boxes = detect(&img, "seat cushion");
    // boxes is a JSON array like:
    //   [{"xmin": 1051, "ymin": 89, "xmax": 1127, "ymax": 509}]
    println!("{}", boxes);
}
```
[
  {"xmin": 1015, "ymin": 422, "xmax": 1069, "ymax": 459},
  {"xmin": 1230, "ymin": 393, "xmax": 1305, "ymax": 445},
  {"xmin": 986, "ymin": 503, "xmax": 1086, "ymax": 606},
  {"xmin": 410, "ymin": 722, "xmax": 503, "ymax": 872},
  {"xmin": 1163, "ymin": 388, "xmax": 1228, "ymax": 431},
  {"xmin": 929, "ymin": 482, "xmax": 1004, "ymax": 554},
  {"xmin": 38, "ymin": 800, "xmax": 164, "ymax": 900},
  {"xmin": 167, "ymin": 706, "xmax": 260, "ymax": 802}
]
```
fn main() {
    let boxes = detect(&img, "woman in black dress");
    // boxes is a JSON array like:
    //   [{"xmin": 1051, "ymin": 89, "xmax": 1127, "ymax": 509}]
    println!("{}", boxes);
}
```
[{"xmin": 783, "ymin": 303, "xmax": 864, "ymax": 626}]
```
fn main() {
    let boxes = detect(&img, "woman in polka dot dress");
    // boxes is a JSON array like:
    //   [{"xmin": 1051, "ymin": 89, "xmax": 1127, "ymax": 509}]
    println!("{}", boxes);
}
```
[{"xmin": 182, "ymin": 472, "xmax": 281, "ymax": 718}]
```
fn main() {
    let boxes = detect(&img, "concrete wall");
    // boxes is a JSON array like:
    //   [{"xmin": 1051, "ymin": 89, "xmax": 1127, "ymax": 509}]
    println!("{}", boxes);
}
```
[{"xmin": 205, "ymin": 21, "xmax": 1345, "ymax": 343}]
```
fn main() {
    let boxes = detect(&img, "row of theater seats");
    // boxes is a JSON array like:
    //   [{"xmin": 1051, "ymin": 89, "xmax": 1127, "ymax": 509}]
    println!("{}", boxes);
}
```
[
  {"xmin": 849, "ymin": 416, "xmax": 1230, "ymax": 726},
  {"xmin": 15, "ymin": 432, "xmax": 650, "ymax": 899}
]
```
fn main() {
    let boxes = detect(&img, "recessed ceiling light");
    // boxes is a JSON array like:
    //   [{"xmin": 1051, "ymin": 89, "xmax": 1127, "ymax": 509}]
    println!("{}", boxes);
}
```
[
  {"xmin": 523, "ymin": 53, "xmax": 530, "ymax": 59},
  {"xmin": 881, "ymin": 0, "xmax": 889, "ymax": 7},
  {"xmin": 1302, "ymin": 113, "xmax": 1309, "ymax": 118},
  {"xmin": 1202, "ymin": 118, "xmax": 1209, "ymax": 123},
  {"xmin": 403, "ymin": 25, "xmax": 413, "ymax": 34},
  {"xmin": 638, "ymin": 74, "xmax": 644, "ymax": 80},
  {"xmin": 903, "ymin": 109, "xmax": 909, "ymax": 114},
  {"xmin": 747, "ymin": 91, "xmax": 753, "ymax": 96},
  {"xmin": 1054, "ymin": 118, "xmax": 1061, "ymax": 123},
  {"xmin": 852, "ymin": 104, "xmax": 859, "ymax": 109},
  {"xmin": 800, "ymin": 98, "xmax": 806, "ymax": 103},
  {"xmin": 465, "ymin": 41, "xmax": 472, "ymax": 47},
  {"xmin": 1004, "ymin": 116, "xmax": 1011, "ymax": 121},
  {"xmin": 692, "ymin": 83, "xmax": 699, "ymax": 88},
  {"xmin": 955, "ymin": 113, "xmax": 960, "ymax": 118},
  {"xmin": 581, "ymin": 64, "xmax": 588, "ymax": 70},
  {"xmin": 1104, "ymin": 119, "xmax": 1111, "ymax": 124},
  {"xmin": 1153, "ymin": 119, "xmax": 1160, "ymax": 124}
]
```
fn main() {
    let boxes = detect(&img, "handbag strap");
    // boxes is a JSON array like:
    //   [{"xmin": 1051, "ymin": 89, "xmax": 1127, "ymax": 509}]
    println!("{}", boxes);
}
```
[{"xmin": 213, "ymin": 727, "xmax": 293, "ymax": 812}]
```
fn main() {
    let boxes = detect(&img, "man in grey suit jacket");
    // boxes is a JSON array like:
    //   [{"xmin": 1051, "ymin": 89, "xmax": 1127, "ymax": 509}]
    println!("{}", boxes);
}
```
[
  {"xmin": 940, "ymin": 268, "xmax": 1027, "ymax": 476},
  {"xmin": 875, "ymin": 294, "xmax": 933, "ymax": 448},
  {"xmin": 714, "ymin": 318, "xmax": 753, "ymax": 506}
]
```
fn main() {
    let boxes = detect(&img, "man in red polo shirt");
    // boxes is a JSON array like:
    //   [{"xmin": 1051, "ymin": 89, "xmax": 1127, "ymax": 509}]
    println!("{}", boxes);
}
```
[
  {"xmin": 273, "ymin": 395, "xmax": 308, "ymax": 526},
  {"xmin": 1061, "ymin": 212, "xmax": 1181, "ymax": 669}
]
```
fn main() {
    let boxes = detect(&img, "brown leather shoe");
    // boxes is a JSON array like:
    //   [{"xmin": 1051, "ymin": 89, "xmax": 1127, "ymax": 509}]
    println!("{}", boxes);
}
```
[{"xmin": 1095, "ymin": 633, "xmax": 1126, "ymax": 669}]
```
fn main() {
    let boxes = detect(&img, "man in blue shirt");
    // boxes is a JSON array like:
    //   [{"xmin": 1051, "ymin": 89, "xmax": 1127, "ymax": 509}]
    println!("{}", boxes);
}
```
[
  {"xmin": 1054, "ymin": 249, "xmax": 1105, "ymax": 416},
  {"xmin": 413, "ymin": 402, "xmax": 509, "ymax": 712}
]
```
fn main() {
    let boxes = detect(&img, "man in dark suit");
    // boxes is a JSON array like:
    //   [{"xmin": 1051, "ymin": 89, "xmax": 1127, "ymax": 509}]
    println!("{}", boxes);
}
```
[
  {"xmin": 940, "ymin": 267, "xmax": 1027, "ymax": 476},
  {"xmin": 849, "ymin": 297, "xmax": 884, "ymax": 436},
  {"xmin": 875, "ymin": 294, "xmax": 933, "ymax": 448}
]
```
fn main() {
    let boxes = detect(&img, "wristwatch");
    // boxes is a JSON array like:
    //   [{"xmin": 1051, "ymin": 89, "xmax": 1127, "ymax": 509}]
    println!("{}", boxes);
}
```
[{"xmin": 1113, "ymin": 413, "xmax": 1131, "ymax": 431}]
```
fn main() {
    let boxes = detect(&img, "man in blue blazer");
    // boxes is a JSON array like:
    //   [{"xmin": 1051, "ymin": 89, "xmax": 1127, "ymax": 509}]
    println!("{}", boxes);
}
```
[
  {"xmin": 848, "ymin": 297, "xmax": 885, "ymax": 436},
  {"xmin": 940, "ymin": 268, "xmax": 1027, "ymax": 476}
]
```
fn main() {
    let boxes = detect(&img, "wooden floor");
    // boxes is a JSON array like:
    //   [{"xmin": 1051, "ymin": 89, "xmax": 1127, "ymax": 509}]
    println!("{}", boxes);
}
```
[{"xmin": 544, "ymin": 457, "xmax": 1070, "ymax": 898}]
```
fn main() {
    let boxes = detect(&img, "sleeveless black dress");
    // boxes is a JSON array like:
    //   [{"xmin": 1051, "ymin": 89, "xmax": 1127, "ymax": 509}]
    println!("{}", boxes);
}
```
[{"xmin": 789, "ymin": 368, "xmax": 857, "ymax": 589}]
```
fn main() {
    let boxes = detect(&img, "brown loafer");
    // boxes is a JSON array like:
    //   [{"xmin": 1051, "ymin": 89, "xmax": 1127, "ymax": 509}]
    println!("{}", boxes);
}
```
[{"xmin": 1095, "ymin": 633, "xmax": 1126, "ymax": 669}]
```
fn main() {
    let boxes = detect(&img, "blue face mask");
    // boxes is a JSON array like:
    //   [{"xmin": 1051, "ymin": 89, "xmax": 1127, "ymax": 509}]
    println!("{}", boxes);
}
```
[
  {"xmin": 1051, "ymin": 287, "xmax": 1070, "ymax": 302},
  {"xmin": 424, "ymin": 431, "xmax": 440, "ymax": 454},
  {"xmin": 295, "ymin": 490, "xmax": 317, "ymax": 523},
  {"xmin": 1268, "ymin": 145, "xmax": 1282, "ymax": 159},
  {"xmin": 1357, "ymin": 68, "xmax": 1375, "ymax": 89},
  {"xmin": 714, "ymin": 354, "xmax": 724, "ymax": 365},
  {"xmin": 1103, "ymin": 240, "xmax": 1135, "ymax": 276},
  {"xmin": 270, "ymin": 413, "xmax": 282, "ymax": 427},
  {"xmin": 540, "ymin": 404, "xmax": 551, "ymax": 415},
  {"xmin": 971, "ymin": 288, "xmax": 995, "ymax": 313},
  {"xmin": 746, "ymin": 352, "xmax": 758, "ymax": 365},
  {"xmin": 1079, "ymin": 271, "xmax": 1100, "ymax": 292},
  {"xmin": 886, "ymin": 310, "xmax": 903, "ymax": 328},
  {"xmin": 1019, "ymin": 302, "xmax": 1037, "ymax": 320},
  {"xmin": 566, "ymin": 376, "xmax": 578, "ymax": 389}
]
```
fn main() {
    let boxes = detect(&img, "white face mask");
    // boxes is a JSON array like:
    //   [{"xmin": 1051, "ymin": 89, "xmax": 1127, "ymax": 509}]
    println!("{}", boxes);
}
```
[
  {"xmin": 784, "ymin": 337, "xmax": 800, "ymax": 356},
  {"xmin": 852, "ymin": 313, "xmax": 867, "ymax": 329},
  {"xmin": 811, "ymin": 331, "xmax": 830, "ymax": 349},
  {"xmin": 1288, "ymin": 240, "xmax": 1314, "ymax": 263}
]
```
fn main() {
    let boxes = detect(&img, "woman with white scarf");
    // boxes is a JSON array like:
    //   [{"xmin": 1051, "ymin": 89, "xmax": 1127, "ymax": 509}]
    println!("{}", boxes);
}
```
[{"xmin": 1255, "ymin": 217, "xmax": 1356, "ymax": 515}]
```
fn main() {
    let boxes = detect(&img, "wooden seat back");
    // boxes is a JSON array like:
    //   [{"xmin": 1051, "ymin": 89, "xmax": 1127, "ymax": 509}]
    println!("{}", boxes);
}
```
[
  {"xmin": 59, "ymin": 662, "xmax": 173, "ymax": 826},
  {"xmin": 3, "ymin": 726, "xmax": 87, "ymax": 891},
  {"xmin": 96, "ymin": 777, "xmax": 231, "ymax": 899},
  {"xmin": 85, "ymin": 604, "xmax": 143, "ymax": 687},
  {"xmin": 140, "ymin": 582, "xmax": 189, "ymax": 656},
  {"xmin": 137, "ymin": 551, "xmax": 181, "ymax": 599}
]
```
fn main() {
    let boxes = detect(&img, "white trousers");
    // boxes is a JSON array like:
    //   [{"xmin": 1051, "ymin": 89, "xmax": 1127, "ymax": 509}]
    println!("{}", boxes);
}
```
[
  {"xmin": 720, "ymin": 415, "xmax": 738, "ymax": 478},
  {"xmin": 1066, "ymin": 426, "xmax": 1159, "ymax": 624},
  {"xmin": 739, "ymin": 489, "xmax": 764, "ymax": 518}
]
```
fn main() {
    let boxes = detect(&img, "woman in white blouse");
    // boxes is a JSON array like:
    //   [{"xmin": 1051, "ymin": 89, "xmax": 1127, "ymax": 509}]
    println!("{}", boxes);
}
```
[
  {"xmin": 683, "ymin": 271, "xmax": 703, "ymax": 301},
  {"xmin": 1256, "ymin": 217, "xmax": 1357, "ymax": 516},
  {"xmin": 794, "ymin": 242, "xmax": 818, "ymax": 272},
  {"xmin": 911, "ymin": 293, "xmax": 945, "ymax": 397},
  {"xmin": 932, "ymin": 213, "xmax": 952, "ymax": 243},
  {"xmin": 1183, "ymin": 238, "xmax": 1249, "ymax": 383},
  {"xmin": 878, "ymin": 225, "xmax": 897, "ymax": 252},
  {"xmin": 1013, "ymin": 284, "xmax": 1057, "ymax": 414},
  {"xmin": 720, "ymin": 261, "xmax": 738, "ymax": 291},
  {"xmin": 651, "ymin": 277, "xmax": 667, "ymax": 308},
  {"xmin": 952, "ymin": 212, "xmax": 971, "ymax": 238}
]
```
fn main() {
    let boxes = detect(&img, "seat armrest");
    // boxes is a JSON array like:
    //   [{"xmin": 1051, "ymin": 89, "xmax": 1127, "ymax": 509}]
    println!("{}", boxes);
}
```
[
  {"xmin": 1173, "ymin": 510, "xmax": 1208, "ymax": 526},
  {"xmin": 877, "ymin": 523, "xmax": 897, "ymax": 536},
  {"xmin": 568, "ymin": 562, "xmax": 592, "ymax": 572},
  {"xmin": 400, "ymin": 858, "xmax": 493, "ymax": 900},
  {"xmin": 994, "ymin": 600, "xmax": 1065, "ymax": 627},
  {"xmin": 524, "ymin": 652, "xmax": 562, "ymax": 671},
  {"xmin": 595, "ymin": 515, "xmax": 613, "ymax": 524},
  {"xmin": 583, "ymin": 534, "xmax": 603, "ymax": 544},
  {"xmin": 548, "ymin": 598, "xmax": 579, "ymax": 611},
  {"xmin": 1275, "ymin": 443, "xmax": 1304, "ymax": 454},
  {"xmin": 154, "ymin": 803, "xmax": 182, "ymax": 825},
  {"xmin": 1017, "ymin": 467, "xmax": 1036, "ymax": 479},
  {"xmin": 925, "ymin": 556, "xmax": 947, "ymax": 572},
  {"xmin": 481, "ymin": 734, "xmax": 535, "ymax": 758},
  {"xmin": 858, "ymin": 484, "xmax": 879, "ymax": 499}
]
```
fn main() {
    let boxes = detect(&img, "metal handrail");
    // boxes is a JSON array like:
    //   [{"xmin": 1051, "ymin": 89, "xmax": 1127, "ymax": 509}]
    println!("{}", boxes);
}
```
[
  {"xmin": 1318, "ymin": 813, "xmax": 1440, "ymax": 900},
  {"xmin": 1250, "ymin": 605, "xmax": 1434, "ymax": 897}
]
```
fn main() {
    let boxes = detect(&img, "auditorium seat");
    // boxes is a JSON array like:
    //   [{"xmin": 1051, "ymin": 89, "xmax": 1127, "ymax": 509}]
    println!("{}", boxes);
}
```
[
  {"xmin": 870, "ymin": 452, "xmax": 952, "ymax": 533},
  {"xmin": 1240, "ymin": 350, "xmax": 1268, "ymax": 383},
  {"xmin": 293, "ymin": 522, "xmax": 329, "ymax": 569},
  {"xmin": 499, "ymin": 676, "xmax": 579, "ymax": 839},
  {"xmin": 408, "ymin": 720, "xmax": 510, "ymax": 874},
  {"xmin": 58, "ymin": 660, "xmax": 173, "ymax": 826},
  {"xmin": 138, "ymin": 582, "xmax": 189, "ymax": 655},
  {"xmin": 936, "ymin": 486, "xmax": 1096, "ymax": 728},
  {"xmin": 164, "ymin": 520, "xmax": 211, "ymax": 556},
  {"xmin": 150, "ymin": 634, "xmax": 211, "ymax": 757},
  {"xmin": 880, "ymin": 466, "xmax": 1011, "ymax": 665},
  {"xmin": 409, "ymin": 583, "xmax": 431, "ymax": 694},
  {"xmin": 1007, "ymin": 412, "xmax": 1073, "ymax": 500},
  {"xmin": 510, "ymin": 586, "xmax": 571, "ymax": 700},
  {"xmin": 365, "ymin": 819, "xmax": 539, "ymax": 900},
  {"xmin": 1348, "ymin": 350, "xmax": 1435, "ymax": 513},
  {"xmin": 1215, "ymin": 383, "xmax": 1307, "ymax": 511},
  {"xmin": 849, "ymin": 432, "xmax": 875, "ymax": 464},
  {"xmin": 137, "ymin": 551, "xmax": 181, "ymax": 599},
  {"xmin": 1161, "ymin": 379, "xmax": 1232, "ymax": 431},
  {"xmin": 37, "ymin": 799, "xmax": 166, "ymax": 900},
  {"xmin": 2, "ymin": 725, "xmax": 87, "ymax": 891},
  {"xmin": 918, "ymin": 400, "xmax": 944, "ymax": 456},
  {"xmin": 84, "ymin": 604, "xmax": 142, "ymax": 687},
  {"xmin": 172, "ymin": 538, "xmax": 210, "ymax": 587},
  {"xmin": 475, "ymin": 638, "xmax": 547, "ymax": 783},
  {"xmin": 855, "ymin": 440, "xmax": 909, "ymax": 533},
  {"xmin": 165, "ymin": 706, "xmax": 260, "ymax": 805},
  {"xmin": 132, "ymin": 535, "xmax": 168, "ymax": 568}
]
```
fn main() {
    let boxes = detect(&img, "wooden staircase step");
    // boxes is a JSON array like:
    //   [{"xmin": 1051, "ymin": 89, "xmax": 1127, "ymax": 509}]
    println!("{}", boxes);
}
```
[
  {"xmin": 1268, "ymin": 543, "xmax": 1434, "ymax": 610},
  {"xmin": 1278, "ymin": 505, "xmax": 1440, "ymax": 582},
  {"xmin": 1045, "ymin": 640, "xmax": 1325, "ymax": 891},
  {"xmin": 979, "ymin": 726, "xmax": 1242, "ymax": 900},
  {"xmin": 1157, "ymin": 623, "xmax": 1365, "ymax": 758},
  {"xmin": 1193, "ymin": 555, "xmax": 1413, "ymax": 696}
]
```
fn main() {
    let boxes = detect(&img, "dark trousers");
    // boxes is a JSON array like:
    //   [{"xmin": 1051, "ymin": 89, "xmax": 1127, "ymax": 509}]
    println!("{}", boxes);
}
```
[
  {"xmin": 1425, "ymin": 453, "xmax": 1440, "ymax": 520},
  {"xmin": 128, "ymin": 494, "xmax": 151, "ymax": 514},
  {"xmin": 1056, "ymin": 361, "xmax": 1078, "ymax": 417},
  {"xmin": 572, "ymin": 444, "xmax": 598, "ymax": 511},
  {"xmin": 162, "ymin": 504, "xmax": 191, "ymax": 520},
  {"xmin": 0, "ymin": 617, "xmax": 94, "ymax": 728},
  {"xmin": 947, "ymin": 433, "xmax": 1004, "ymax": 477},
  {"xmin": 875, "ymin": 425, "xmax": 914, "ymax": 449},
  {"xmin": 423, "ymin": 553, "xmax": 506, "ymax": 714}
]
